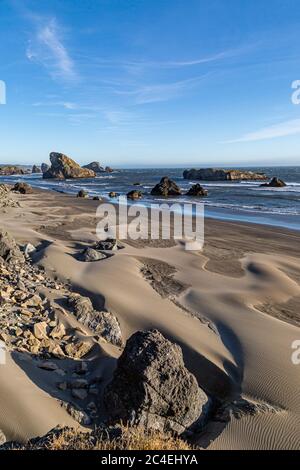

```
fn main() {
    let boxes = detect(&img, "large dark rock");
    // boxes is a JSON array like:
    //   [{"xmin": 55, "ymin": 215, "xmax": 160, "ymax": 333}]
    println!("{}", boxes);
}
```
[
  {"xmin": 82, "ymin": 161, "xmax": 105, "ymax": 173},
  {"xmin": 0, "ymin": 166, "xmax": 24, "ymax": 176},
  {"xmin": 105, "ymin": 166, "xmax": 113, "ymax": 173},
  {"xmin": 77, "ymin": 189, "xmax": 88, "ymax": 198},
  {"xmin": 260, "ymin": 177, "xmax": 286, "ymax": 188},
  {"xmin": 80, "ymin": 247, "xmax": 107, "ymax": 262},
  {"xmin": 150, "ymin": 177, "xmax": 182, "ymax": 197},
  {"xmin": 183, "ymin": 168, "xmax": 268, "ymax": 181},
  {"xmin": 0, "ymin": 230, "xmax": 24, "ymax": 264},
  {"xmin": 43, "ymin": 152, "xmax": 96, "ymax": 179},
  {"xmin": 12, "ymin": 182, "xmax": 33, "ymax": 194},
  {"xmin": 68, "ymin": 293, "xmax": 123, "ymax": 347},
  {"xmin": 127, "ymin": 190, "xmax": 143, "ymax": 200},
  {"xmin": 186, "ymin": 184, "xmax": 208, "ymax": 197},
  {"xmin": 32, "ymin": 165, "xmax": 41, "ymax": 174},
  {"xmin": 41, "ymin": 163, "xmax": 50, "ymax": 174},
  {"xmin": 104, "ymin": 329, "xmax": 209, "ymax": 434}
]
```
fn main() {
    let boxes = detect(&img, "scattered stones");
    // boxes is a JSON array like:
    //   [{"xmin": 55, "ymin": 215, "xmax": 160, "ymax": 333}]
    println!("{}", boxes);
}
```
[
  {"xmin": 150, "ymin": 177, "xmax": 182, "ymax": 197},
  {"xmin": 69, "ymin": 379, "xmax": 89, "ymax": 389},
  {"xmin": 127, "ymin": 190, "xmax": 143, "ymax": 200},
  {"xmin": 49, "ymin": 322, "xmax": 66, "ymax": 340},
  {"xmin": 104, "ymin": 329, "xmax": 209, "ymax": 435},
  {"xmin": 186, "ymin": 183, "xmax": 208, "ymax": 197},
  {"xmin": 11, "ymin": 182, "xmax": 33, "ymax": 194},
  {"xmin": 43, "ymin": 152, "xmax": 96, "ymax": 179},
  {"xmin": 77, "ymin": 190, "xmax": 88, "ymax": 198},
  {"xmin": 80, "ymin": 247, "xmax": 107, "ymax": 262}
]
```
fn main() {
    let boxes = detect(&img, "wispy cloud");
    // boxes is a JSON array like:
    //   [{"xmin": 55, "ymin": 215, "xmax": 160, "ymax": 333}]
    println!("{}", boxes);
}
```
[
  {"xmin": 33, "ymin": 101, "xmax": 78, "ymax": 109},
  {"xmin": 113, "ymin": 74, "xmax": 210, "ymax": 104},
  {"xmin": 26, "ymin": 16, "xmax": 78, "ymax": 82},
  {"xmin": 224, "ymin": 119, "xmax": 300, "ymax": 143}
]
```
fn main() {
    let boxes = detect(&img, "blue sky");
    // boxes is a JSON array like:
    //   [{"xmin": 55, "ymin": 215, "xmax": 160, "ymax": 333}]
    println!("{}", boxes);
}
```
[{"xmin": 1, "ymin": 0, "xmax": 300, "ymax": 167}]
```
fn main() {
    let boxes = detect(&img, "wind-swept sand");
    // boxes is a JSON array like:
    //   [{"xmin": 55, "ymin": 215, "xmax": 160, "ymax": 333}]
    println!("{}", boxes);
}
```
[{"xmin": 1, "ymin": 187, "xmax": 300, "ymax": 449}]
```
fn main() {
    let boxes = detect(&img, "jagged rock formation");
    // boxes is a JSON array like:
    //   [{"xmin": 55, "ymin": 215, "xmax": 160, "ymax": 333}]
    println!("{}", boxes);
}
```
[
  {"xmin": 43, "ymin": 152, "xmax": 96, "ymax": 179},
  {"xmin": 150, "ymin": 177, "xmax": 182, "ymax": 197},
  {"xmin": 104, "ymin": 329, "xmax": 209, "ymax": 434},
  {"xmin": 260, "ymin": 177, "xmax": 286, "ymax": 188},
  {"xmin": 183, "ymin": 168, "xmax": 268, "ymax": 181}
]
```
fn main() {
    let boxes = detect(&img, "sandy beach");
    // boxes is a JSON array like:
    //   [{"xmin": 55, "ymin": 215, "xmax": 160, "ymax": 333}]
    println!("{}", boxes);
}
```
[{"xmin": 0, "ymin": 186, "xmax": 299, "ymax": 450}]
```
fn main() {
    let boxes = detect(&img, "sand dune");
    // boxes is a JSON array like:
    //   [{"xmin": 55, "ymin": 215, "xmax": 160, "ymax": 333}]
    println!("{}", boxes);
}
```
[{"xmin": 1, "ymin": 188, "xmax": 300, "ymax": 449}]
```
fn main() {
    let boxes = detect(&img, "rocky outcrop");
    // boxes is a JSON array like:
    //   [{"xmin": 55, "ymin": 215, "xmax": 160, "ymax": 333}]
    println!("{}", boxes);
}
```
[
  {"xmin": 43, "ymin": 152, "xmax": 96, "ymax": 179},
  {"xmin": 127, "ymin": 190, "xmax": 143, "ymax": 200},
  {"xmin": 41, "ymin": 163, "xmax": 50, "ymax": 174},
  {"xmin": 12, "ymin": 182, "xmax": 33, "ymax": 194},
  {"xmin": 80, "ymin": 247, "xmax": 107, "ymax": 262},
  {"xmin": 260, "ymin": 177, "xmax": 286, "ymax": 188},
  {"xmin": 0, "ymin": 230, "xmax": 24, "ymax": 264},
  {"xmin": 32, "ymin": 165, "xmax": 41, "ymax": 174},
  {"xmin": 105, "ymin": 166, "xmax": 113, "ymax": 173},
  {"xmin": 104, "ymin": 329, "xmax": 209, "ymax": 434},
  {"xmin": 68, "ymin": 293, "xmax": 123, "ymax": 347},
  {"xmin": 183, "ymin": 168, "xmax": 268, "ymax": 181},
  {"xmin": 186, "ymin": 184, "xmax": 208, "ymax": 197},
  {"xmin": 0, "ymin": 165, "xmax": 24, "ymax": 176},
  {"xmin": 150, "ymin": 177, "xmax": 182, "ymax": 197},
  {"xmin": 83, "ymin": 162, "xmax": 104, "ymax": 173},
  {"xmin": 94, "ymin": 238, "xmax": 123, "ymax": 251}
]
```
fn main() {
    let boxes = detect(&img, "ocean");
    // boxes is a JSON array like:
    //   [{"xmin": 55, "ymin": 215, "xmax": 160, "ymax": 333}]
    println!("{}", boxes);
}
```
[{"xmin": 1, "ymin": 166, "xmax": 300, "ymax": 231}]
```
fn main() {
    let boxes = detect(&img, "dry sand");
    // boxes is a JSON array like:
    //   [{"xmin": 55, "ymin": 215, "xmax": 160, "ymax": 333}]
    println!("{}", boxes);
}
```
[{"xmin": 1, "ymin": 187, "xmax": 300, "ymax": 449}]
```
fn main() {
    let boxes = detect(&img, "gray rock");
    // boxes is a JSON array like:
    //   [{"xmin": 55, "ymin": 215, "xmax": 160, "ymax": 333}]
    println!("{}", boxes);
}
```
[
  {"xmin": 32, "ymin": 165, "xmax": 41, "ymax": 174},
  {"xmin": 0, "ymin": 230, "xmax": 25, "ymax": 264},
  {"xmin": 80, "ymin": 247, "xmax": 107, "ymax": 262},
  {"xmin": 150, "ymin": 177, "xmax": 182, "ymax": 197},
  {"xmin": 82, "ymin": 161, "xmax": 105, "ymax": 173},
  {"xmin": 68, "ymin": 293, "xmax": 123, "ymax": 347},
  {"xmin": 104, "ymin": 329, "xmax": 209, "ymax": 435},
  {"xmin": 94, "ymin": 238, "xmax": 123, "ymax": 251}
]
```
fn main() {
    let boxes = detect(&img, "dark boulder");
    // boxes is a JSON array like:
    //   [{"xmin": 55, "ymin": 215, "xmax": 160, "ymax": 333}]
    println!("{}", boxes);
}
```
[
  {"xmin": 0, "ymin": 166, "xmax": 25, "ymax": 176},
  {"xmin": 260, "ymin": 177, "xmax": 286, "ymax": 188},
  {"xmin": 186, "ymin": 184, "xmax": 208, "ymax": 197},
  {"xmin": 150, "ymin": 177, "xmax": 182, "ymax": 197},
  {"xmin": 109, "ymin": 192, "xmax": 118, "ymax": 198},
  {"xmin": 183, "ymin": 168, "xmax": 268, "ymax": 181},
  {"xmin": 104, "ymin": 329, "xmax": 209, "ymax": 434},
  {"xmin": 77, "ymin": 190, "xmax": 88, "ymax": 198},
  {"xmin": 12, "ymin": 182, "xmax": 33, "ymax": 194},
  {"xmin": 41, "ymin": 163, "xmax": 50, "ymax": 174},
  {"xmin": 127, "ymin": 190, "xmax": 143, "ymax": 200}
]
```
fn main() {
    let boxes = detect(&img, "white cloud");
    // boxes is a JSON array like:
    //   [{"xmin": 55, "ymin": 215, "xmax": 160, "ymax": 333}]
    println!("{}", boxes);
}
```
[
  {"xmin": 26, "ymin": 17, "xmax": 77, "ymax": 81},
  {"xmin": 224, "ymin": 119, "xmax": 300, "ymax": 143}
]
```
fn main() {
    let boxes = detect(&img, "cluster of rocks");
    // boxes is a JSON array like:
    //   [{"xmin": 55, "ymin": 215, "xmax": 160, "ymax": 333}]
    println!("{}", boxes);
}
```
[
  {"xmin": 79, "ymin": 238, "xmax": 123, "ymax": 263},
  {"xmin": 11, "ymin": 182, "xmax": 33, "ymax": 194},
  {"xmin": 150, "ymin": 177, "xmax": 208, "ymax": 198},
  {"xmin": 183, "ymin": 168, "xmax": 268, "ymax": 181},
  {"xmin": 0, "ymin": 165, "xmax": 25, "ymax": 176}
]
